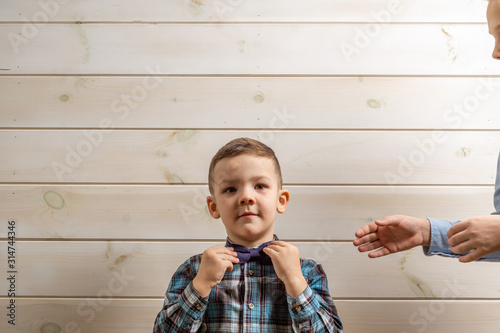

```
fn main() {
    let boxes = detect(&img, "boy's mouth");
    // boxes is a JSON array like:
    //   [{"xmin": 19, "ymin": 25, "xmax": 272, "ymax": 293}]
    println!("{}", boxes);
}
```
[{"xmin": 239, "ymin": 212, "xmax": 257, "ymax": 218}]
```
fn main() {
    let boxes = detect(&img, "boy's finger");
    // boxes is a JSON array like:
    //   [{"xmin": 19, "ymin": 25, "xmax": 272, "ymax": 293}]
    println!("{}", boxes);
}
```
[
  {"xmin": 263, "ymin": 246, "xmax": 283, "ymax": 257},
  {"xmin": 263, "ymin": 246, "xmax": 278, "ymax": 254},
  {"xmin": 217, "ymin": 247, "xmax": 238, "ymax": 257},
  {"xmin": 226, "ymin": 262, "xmax": 234, "ymax": 272},
  {"xmin": 226, "ymin": 255, "xmax": 239, "ymax": 263}
]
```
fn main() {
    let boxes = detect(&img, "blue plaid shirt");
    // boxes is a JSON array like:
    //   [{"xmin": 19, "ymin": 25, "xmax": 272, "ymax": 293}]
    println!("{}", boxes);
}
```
[{"xmin": 153, "ymin": 238, "xmax": 343, "ymax": 332}]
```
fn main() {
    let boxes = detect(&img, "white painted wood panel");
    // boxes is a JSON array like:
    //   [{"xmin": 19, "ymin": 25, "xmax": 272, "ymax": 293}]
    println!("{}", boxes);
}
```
[
  {"xmin": 2, "ymin": 298, "xmax": 500, "ymax": 333},
  {"xmin": 338, "ymin": 300, "xmax": 500, "ymax": 333},
  {"xmin": 0, "ymin": 185, "xmax": 495, "ymax": 240},
  {"xmin": 1, "ymin": 130, "xmax": 498, "ymax": 184},
  {"xmin": 2, "ymin": 76, "xmax": 500, "ymax": 130},
  {"xmin": 0, "ymin": 0, "xmax": 488, "ymax": 23},
  {"xmin": 1, "ymin": 24, "xmax": 497, "ymax": 75},
  {"xmin": 0, "ymin": 298, "xmax": 163, "ymax": 333},
  {"xmin": 2, "ymin": 241, "xmax": 500, "ymax": 299},
  {"xmin": 1, "ymin": 0, "xmax": 497, "ymax": 331}
]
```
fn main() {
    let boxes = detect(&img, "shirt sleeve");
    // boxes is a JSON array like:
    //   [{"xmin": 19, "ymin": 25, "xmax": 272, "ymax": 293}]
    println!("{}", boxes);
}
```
[
  {"xmin": 493, "ymin": 151, "xmax": 500, "ymax": 215},
  {"xmin": 423, "ymin": 218, "xmax": 500, "ymax": 262},
  {"xmin": 422, "ymin": 151, "xmax": 500, "ymax": 261},
  {"xmin": 153, "ymin": 258, "xmax": 208, "ymax": 333},
  {"xmin": 287, "ymin": 260, "xmax": 343, "ymax": 333}
]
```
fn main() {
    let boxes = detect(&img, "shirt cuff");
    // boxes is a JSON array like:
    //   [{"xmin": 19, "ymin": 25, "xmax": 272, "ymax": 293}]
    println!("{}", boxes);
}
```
[
  {"xmin": 422, "ymin": 217, "xmax": 500, "ymax": 262},
  {"xmin": 287, "ymin": 285, "xmax": 320, "ymax": 321},
  {"xmin": 179, "ymin": 282, "xmax": 209, "ymax": 321},
  {"xmin": 422, "ymin": 218, "xmax": 459, "ymax": 257}
]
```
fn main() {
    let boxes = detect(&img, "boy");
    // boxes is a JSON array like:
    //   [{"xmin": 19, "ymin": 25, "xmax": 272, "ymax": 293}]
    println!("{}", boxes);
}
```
[{"xmin": 153, "ymin": 137, "xmax": 343, "ymax": 332}]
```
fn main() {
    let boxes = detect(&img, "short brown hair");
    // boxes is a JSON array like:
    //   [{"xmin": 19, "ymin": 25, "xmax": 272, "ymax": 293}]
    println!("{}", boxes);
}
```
[{"xmin": 208, "ymin": 138, "xmax": 283, "ymax": 194}]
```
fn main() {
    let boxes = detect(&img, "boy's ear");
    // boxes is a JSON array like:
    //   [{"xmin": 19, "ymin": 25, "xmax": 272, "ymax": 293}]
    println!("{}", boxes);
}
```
[
  {"xmin": 206, "ymin": 196, "xmax": 220, "ymax": 219},
  {"xmin": 277, "ymin": 189, "xmax": 290, "ymax": 214}
]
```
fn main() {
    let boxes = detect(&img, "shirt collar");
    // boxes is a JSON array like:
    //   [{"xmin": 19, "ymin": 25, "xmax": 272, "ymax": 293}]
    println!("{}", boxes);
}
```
[{"xmin": 225, "ymin": 234, "xmax": 279, "ymax": 248}]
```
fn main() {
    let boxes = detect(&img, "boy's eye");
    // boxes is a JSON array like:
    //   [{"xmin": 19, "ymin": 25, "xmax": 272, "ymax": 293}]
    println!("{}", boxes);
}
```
[
  {"xmin": 223, "ymin": 187, "xmax": 236, "ymax": 193},
  {"xmin": 255, "ymin": 184, "xmax": 266, "ymax": 190}
]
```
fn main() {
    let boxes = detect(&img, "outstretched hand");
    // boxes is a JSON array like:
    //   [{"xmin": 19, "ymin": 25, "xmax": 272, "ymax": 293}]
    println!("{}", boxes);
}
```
[
  {"xmin": 353, "ymin": 215, "xmax": 431, "ymax": 258},
  {"xmin": 448, "ymin": 215, "xmax": 500, "ymax": 263}
]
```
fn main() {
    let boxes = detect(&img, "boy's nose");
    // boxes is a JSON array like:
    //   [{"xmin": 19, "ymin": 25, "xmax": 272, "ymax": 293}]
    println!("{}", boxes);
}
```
[{"xmin": 239, "ymin": 189, "xmax": 255, "ymax": 205}]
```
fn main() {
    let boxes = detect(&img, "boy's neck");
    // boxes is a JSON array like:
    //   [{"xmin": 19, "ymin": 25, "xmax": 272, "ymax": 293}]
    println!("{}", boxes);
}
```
[{"xmin": 228, "ymin": 235, "xmax": 276, "ymax": 248}]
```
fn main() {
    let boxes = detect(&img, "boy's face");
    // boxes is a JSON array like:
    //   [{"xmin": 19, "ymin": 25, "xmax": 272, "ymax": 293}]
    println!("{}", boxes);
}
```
[
  {"xmin": 207, "ymin": 154, "xmax": 289, "ymax": 248},
  {"xmin": 488, "ymin": 0, "xmax": 500, "ymax": 59}
]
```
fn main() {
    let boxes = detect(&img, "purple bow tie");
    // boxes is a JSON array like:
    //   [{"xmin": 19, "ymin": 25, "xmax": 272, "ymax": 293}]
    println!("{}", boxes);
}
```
[{"xmin": 231, "ymin": 241, "xmax": 273, "ymax": 264}]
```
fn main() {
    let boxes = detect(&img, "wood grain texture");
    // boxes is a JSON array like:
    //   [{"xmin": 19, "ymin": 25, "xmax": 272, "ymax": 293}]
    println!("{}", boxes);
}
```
[
  {"xmin": 2, "ymin": 76, "xmax": 500, "ymax": 130},
  {"xmin": 1, "ymin": 1, "xmax": 499, "ymax": 331},
  {"xmin": 0, "ymin": 0, "xmax": 488, "ymax": 23},
  {"xmin": 2, "ymin": 298, "xmax": 500, "ymax": 333},
  {"xmin": 0, "ymin": 185, "xmax": 495, "ymax": 239},
  {"xmin": 1, "ymin": 24, "xmax": 498, "ymax": 75},
  {"xmin": 2, "ymin": 241, "xmax": 500, "ymax": 299},
  {"xmin": 1, "ymin": 130, "xmax": 498, "ymax": 184}
]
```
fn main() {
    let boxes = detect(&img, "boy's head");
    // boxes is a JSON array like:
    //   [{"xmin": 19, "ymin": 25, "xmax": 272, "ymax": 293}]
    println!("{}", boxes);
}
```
[
  {"xmin": 488, "ymin": 0, "xmax": 500, "ymax": 59},
  {"xmin": 206, "ymin": 138, "xmax": 289, "ymax": 247},
  {"xmin": 208, "ymin": 137, "xmax": 283, "ymax": 195}
]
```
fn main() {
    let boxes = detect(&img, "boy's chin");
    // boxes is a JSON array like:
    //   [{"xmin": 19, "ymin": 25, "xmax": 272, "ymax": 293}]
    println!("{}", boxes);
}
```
[{"xmin": 238, "ymin": 230, "xmax": 274, "ymax": 243}]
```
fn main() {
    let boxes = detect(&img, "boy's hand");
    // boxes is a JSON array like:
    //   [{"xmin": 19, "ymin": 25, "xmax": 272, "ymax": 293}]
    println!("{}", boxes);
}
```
[
  {"xmin": 353, "ymin": 215, "xmax": 431, "ymax": 258},
  {"xmin": 193, "ymin": 245, "xmax": 239, "ymax": 297},
  {"xmin": 263, "ymin": 241, "xmax": 307, "ymax": 298},
  {"xmin": 447, "ymin": 215, "xmax": 500, "ymax": 263}
]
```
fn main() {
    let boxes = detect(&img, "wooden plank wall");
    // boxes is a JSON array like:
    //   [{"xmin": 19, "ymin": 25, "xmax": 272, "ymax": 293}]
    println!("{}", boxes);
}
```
[{"xmin": 1, "ymin": 0, "xmax": 500, "ymax": 332}]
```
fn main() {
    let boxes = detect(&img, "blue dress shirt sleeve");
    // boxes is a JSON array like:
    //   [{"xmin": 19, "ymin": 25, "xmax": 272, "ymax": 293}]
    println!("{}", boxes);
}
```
[
  {"xmin": 422, "ymin": 218, "xmax": 460, "ymax": 258},
  {"xmin": 423, "ymin": 218, "xmax": 500, "ymax": 261},
  {"xmin": 493, "ymin": 152, "xmax": 500, "ymax": 215},
  {"xmin": 422, "ymin": 151, "xmax": 500, "ymax": 261}
]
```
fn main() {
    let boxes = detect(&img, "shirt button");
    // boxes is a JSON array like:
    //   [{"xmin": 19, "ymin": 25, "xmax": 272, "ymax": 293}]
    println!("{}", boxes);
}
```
[
  {"xmin": 248, "ymin": 303, "xmax": 254, "ymax": 310},
  {"xmin": 195, "ymin": 303, "xmax": 202, "ymax": 310},
  {"xmin": 294, "ymin": 305, "xmax": 301, "ymax": 312},
  {"xmin": 249, "ymin": 270, "xmax": 255, "ymax": 276}
]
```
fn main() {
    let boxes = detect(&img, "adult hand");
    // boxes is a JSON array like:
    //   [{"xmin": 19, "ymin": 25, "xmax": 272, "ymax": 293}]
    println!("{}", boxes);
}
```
[
  {"xmin": 353, "ymin": 215, "xmax": 431, "ymax": 258},
  {"xmin": 448, "ymin": 215, "xmax": 500, "ymax": 263}
]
